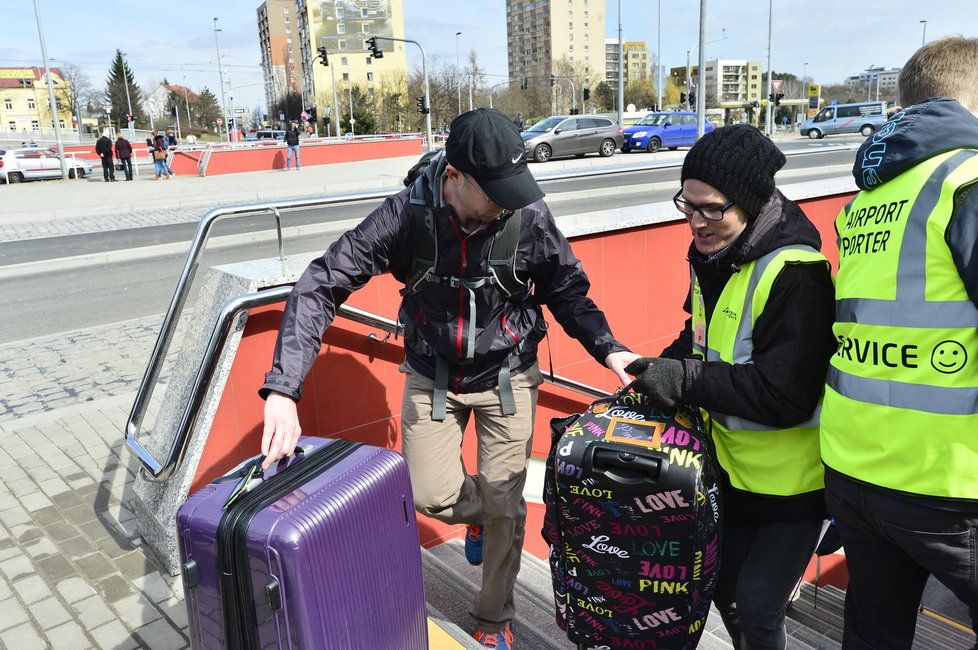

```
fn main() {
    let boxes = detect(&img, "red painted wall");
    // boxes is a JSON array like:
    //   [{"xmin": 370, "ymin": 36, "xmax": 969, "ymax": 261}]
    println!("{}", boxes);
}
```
[
  {"xmin": 190, "ymin": 191, "xmax": 853, "ymax": 551},
  {"xmin": 200, "ymin": 138, "xmax": 424, "ymax": 176}
]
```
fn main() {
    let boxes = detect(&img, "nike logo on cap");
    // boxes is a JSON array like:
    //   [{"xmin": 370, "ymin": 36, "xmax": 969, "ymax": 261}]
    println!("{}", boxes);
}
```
[{"xmin": 511, "ymin": 151, "xmax": 524, "ymax": 164}]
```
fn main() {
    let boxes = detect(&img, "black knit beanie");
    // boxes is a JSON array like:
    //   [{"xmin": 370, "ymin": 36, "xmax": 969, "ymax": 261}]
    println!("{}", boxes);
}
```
[{"xmin": 680, "ymin": 124, "xmax": 786, "ymax": 219}]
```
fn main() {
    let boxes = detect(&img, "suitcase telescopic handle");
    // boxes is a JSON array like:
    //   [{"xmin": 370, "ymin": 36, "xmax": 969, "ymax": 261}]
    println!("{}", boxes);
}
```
[{"xmin": 587, "ymin": 444, "xmax": 669, "ymax": 489}]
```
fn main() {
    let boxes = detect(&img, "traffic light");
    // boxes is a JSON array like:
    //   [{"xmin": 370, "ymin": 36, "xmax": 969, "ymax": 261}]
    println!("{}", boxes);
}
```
[
  {"xmin": 366, "ymin": 37, "xmax": 383, "ymax": 59},
  {"xmin": 170, "ymin": 106, "xmax": 177, "ymax": 117},
  {"xmin": 569, "ymin": 108, "xmax": 579, "ymax": 115},
  {"xmin": 583, "ymin": 88, "xmax": 591, "ymax": 101},
  {"xmin": 308, "ymin": 106, "xmax": 317, "ymax": 122},
  {"xmin": 774, "ymin": 92, "xmax": 784, "ymax": 106},
  {"xmin": 317, "ymin": 46, "xmax": 329, "ymax": 66},
  {"xmin": 520, "ymin": 77, "xmax": 528, "ymax": 91},
  {"xmin": 680, "ymin": 92, "xmax": 686, "ymax": 104},
  {"xmin": 751, "ymin": 99, "xmax": 760, "ymax": 108},
  {"xmin": 689, "ymin": 92, "xmax": 695, "ymax": 105},
  {"xmin": 416, "ymin": 95, "xmax": 429, "ymax": 114},
  {"xmin": 768, "ymin": 93, "xmax": 775, "ymax": 102},
  {"xmin": 548, "ymin": 74, "xmax": 555, "ymax": 87}
]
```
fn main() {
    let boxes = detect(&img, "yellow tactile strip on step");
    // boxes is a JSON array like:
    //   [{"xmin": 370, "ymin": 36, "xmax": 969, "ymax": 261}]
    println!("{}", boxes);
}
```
[{"xmin": 427, "ymin": 618, "xmax": 469, "ymax": 649}]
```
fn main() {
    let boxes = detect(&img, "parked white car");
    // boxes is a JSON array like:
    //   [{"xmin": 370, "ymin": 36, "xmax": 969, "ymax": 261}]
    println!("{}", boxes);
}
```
[{"xmin": 0, "ymin": 147, "xmax": 93, "ymax": 183}]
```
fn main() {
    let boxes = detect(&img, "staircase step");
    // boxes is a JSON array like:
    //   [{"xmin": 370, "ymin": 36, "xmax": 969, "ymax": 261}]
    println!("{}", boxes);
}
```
[{"xmin": 426, "ymin": 540, "xmax": 567, "ymax": 649}]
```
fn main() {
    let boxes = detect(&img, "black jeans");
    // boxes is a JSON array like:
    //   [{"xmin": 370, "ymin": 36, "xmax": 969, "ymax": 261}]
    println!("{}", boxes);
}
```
[
  {"xmin": 825, "ymin": 470, "xmax": 978, "ymax": 649},
  {"xmin": 119, "ymin": 157, "xmax": 132, "ymax": 180},
  {"xmin": 712, "ymin": 516, "xmax": 822, "ymax": 649},
  {"xmin": 100, "ymin": 156, "xmax": 115, "ymax": 181}
]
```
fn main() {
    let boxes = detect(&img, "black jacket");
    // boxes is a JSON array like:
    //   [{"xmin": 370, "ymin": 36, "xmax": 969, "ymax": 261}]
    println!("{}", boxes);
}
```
[
  {"xmin": 285, "ymin": 127, "xmax": 300, "ymax": 146},
  {"xmin": 261, "ymin": 152, "xmax": 626, "ymax": 400},
  {"xmin": 661, "ymin": 190, "xmax": 836, "ymax": 521},
  {"xmin": 95, "ymin": 136, "xmax": 113, "ymax": 158}
]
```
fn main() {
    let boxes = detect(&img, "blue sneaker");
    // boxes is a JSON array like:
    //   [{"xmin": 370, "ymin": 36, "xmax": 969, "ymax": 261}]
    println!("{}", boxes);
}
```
[
  {"xmin": 472, "ymin": 625, "xmax": 514, "ymax": 648},
  {"xmin": 464, "ymin": 524, "xmax": 483, "ymax": 566}
]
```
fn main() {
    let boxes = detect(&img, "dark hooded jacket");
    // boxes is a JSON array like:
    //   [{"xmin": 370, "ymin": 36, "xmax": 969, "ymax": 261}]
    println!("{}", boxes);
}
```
[
  {"xmin": 661, "ymin": 189, "xmax": 836, "ymax": 520},
  {"xmin": 261, "ymin": 152, "xmax": 626, "ymax": 400}
]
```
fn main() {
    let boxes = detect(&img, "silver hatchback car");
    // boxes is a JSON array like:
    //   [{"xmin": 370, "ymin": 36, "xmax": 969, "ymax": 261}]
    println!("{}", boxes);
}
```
[
  {"xmin": 0, "ymin": 147, "xmax": 93, "ymax": 183},
  {"xmin": 521, "ymin": 115, "xmax": 624, "ymax": 162}
]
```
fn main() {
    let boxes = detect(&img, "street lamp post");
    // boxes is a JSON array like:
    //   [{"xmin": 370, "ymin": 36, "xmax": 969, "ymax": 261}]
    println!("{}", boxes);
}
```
[
  {"xmin": 488, "ymin": 79, "xmax": 520, "ymax": 109},
  {"xmin": 803, "ymin": 62, "xmax": 809, "ymax": 84},
  {"xmin": 764, "ymin": 0, "xmax": 775, "ymax": 137},
  {"xmin": 32, "ymin": 0, "xmax": 67, "ymax": 180},
  {"xmin": 686, "ymin": 30, "xmax": 726, "ymax": 115},
  {"xmin": 696, "ymin": 0, "xmax": 708, "ymax": 138},
  {"xmin": 213, "ymin": 17, "xmax": 229, "ymax": 142},
  {"xmin": 920, "ymin": 20, "xmax": 927, "ymax": 46},
  {"xmin": 617, "ymin": 0, "xmax": 623, "ymax": 128},
  {"xmin": 182, "ymin": 73, "xmax": 192, "ymax": 129},
  {"xmin": 120, "ymin": 52, "xmax": 135, "ymax": 138},
  {"xmin": 371, "ymin": 36, "xmax": 433, "ymax": 151},
  {"xmin": 456, "ymin": 31, "xmax": 462, "ymax": 116},
  {"xmin": 656, "ymin": 0, "xmax": 662, "ymax": 111},
  {"xmin": 348, "ymin": 85, "xmax": 355, "ymax": 137}
]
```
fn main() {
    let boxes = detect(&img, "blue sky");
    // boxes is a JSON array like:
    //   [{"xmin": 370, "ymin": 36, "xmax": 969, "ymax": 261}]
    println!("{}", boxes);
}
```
[{"xmin": 1, "ymin": 0, "xmax": 970, "ymax": 110}]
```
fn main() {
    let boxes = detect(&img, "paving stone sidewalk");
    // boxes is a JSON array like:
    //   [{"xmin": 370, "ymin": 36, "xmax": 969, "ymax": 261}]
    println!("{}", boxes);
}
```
[
  {"xmin": 0, "ymin": 392, "xmax": 188, "ymax": 649},
  {"xmin": 0, "ymin": 314, "xmax": 189, "ymax": 425}
]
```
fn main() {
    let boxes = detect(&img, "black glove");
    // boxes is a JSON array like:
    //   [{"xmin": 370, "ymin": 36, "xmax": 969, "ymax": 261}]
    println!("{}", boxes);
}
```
[{"xmin": 624, "ymin": 357, "xmax": 685, "ymax": 409}]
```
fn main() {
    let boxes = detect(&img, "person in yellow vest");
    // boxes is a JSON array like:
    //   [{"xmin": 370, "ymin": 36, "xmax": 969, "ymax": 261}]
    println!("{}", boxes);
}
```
[
  {"xmin": 626, "ymin": 124, "xmax": 837, "ymax": 649},
  {"xmin": 820, "ymin": 36, "xmax": 978, "ymax": 648}
]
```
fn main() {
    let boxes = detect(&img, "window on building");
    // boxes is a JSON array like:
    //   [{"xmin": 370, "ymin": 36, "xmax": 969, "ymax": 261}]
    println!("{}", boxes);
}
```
[
  {"xmin": 338, "ymin": 40, "xmax": 346, "ymax": 49},
  {"xmin": 361, "ymin": 7, "xmax": 368, "ymax": 17},
  {"xmin": 7, "ymin": 121, "xmax": 15, "ymax": 131},
  {"xmin": 342, "ymin": 72, "xmax": 349, "ymax": 81},
  {"xmin": 569, "ymin": 22, "xmax": 573, "ymax": 29},
  {"xmin": 367, "ymin": 72, "xmax": 374, "ymax": 81},
  {"xmin": 341, "ymin": 56, "xmax": 348, "ymax": 65},
  {"xmin": 285, "ymin": 26, "xmax": 291, "ymax": 33},
  {"xmin": 283, "ymin": 6, "xmax": 288, "ymax": 12},
  {"xmin": 3, "ymin": 99, "xmax": 11, "ymax": 110},
  {"xmin": 31, "ymin": 120, "xmax": 38, "ymax": 131},
  {"xmin": 338, "ymin": 23, "xmax": 345, "ymax": 33},
  {"xmin": 366, "ymin": 57, "xmax": 372, "ymax": 65},
  {"xmin": 59, "ymin": 120, "xmax": 65, "ymax": 128},
  {"xmin": 28, "ymin": 99, "xmax": 35, "ymax": 109},
  {"xmin": 285, "ymin": 16, "xmax": 290, "ymax": 23}
]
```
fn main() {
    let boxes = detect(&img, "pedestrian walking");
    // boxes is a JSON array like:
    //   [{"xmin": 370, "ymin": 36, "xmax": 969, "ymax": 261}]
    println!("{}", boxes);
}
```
[
  {"xmin": 152, "ymin": 133, "xmax": 173, "ymax": 180},
  {"xmin": 284, "ymin": 121, "xmax": 301, "ymax": 170},
  {"xmin": 114, "ymin": 133, "xmax": 134, "ymax": 181},
  {"xmin": 820, "ymin": 36, "xmax": 978, "ymax": 648},
  {"xmin": 626, "ymin": 124, "xmax": 836, "ymax": 649},
  {"xmin": 95, "ymin": 130, "xmax": 116, "ymax": 182},
  {"xmin": 259, "ymin": 108, "xmax": 638, "ymax": 649}
]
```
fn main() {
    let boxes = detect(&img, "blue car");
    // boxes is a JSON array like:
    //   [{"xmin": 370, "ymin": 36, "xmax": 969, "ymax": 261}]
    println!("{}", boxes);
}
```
[{"xmin": 621, "ymin": 111, "xmax": 714, "ymax": 153}]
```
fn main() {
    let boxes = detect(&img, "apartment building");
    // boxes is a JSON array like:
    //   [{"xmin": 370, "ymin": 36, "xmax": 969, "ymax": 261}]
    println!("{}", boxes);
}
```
[
  {"xmin": 0, "ymin": 67, "xmax": 73, "ymax": 135},
  {"xmin": 605, "ymin": 39, "xmax": 652, "ymax": 84},
  {"xmin": 294, "ymin": 0, "xmax": 408, "ymax": 118},
  {"xmin": 258, "ymin": 0, "xmax": 305, "ymax": 112},
  {"xmin": 702, "ymin": 59, "xmax": 763, "ymax": 104},
  {"xmin": 506, "ymin": 0, "xmax": 606, "ymax": 87},
  {"xmin": 669, "ymin": 59, "xmax": 763, "ymax": 104}
]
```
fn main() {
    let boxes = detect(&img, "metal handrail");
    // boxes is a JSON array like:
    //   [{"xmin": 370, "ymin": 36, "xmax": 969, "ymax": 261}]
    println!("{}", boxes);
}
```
[
  {"xmin": 124, "ymin": 190, "xmax": 391, "ymax": 469},
  {"xmin": 128, "ymin": 286, "xmax": 610, "ymax": 481}
]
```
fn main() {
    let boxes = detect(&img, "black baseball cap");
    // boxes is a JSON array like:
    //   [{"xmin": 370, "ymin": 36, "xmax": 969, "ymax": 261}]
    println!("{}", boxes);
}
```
[{"xmin": 445, "ymin": 108, "xmax": 545, "ymax": 210}]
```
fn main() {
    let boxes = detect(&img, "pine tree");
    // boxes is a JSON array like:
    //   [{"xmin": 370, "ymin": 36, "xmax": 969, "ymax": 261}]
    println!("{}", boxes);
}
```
[
  {"xmin": 193, "ymin": 87, "xmax": 222, "ymax": 131},
  {"xmin": 104, "ymin": 50, "xmax": 143, "ymax": 129}
]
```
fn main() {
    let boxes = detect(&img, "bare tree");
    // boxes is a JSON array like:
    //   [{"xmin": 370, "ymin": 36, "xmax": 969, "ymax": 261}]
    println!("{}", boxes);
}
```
[{"xmin": 56, "ymin": 62, "xmax": 93, "ymax": 122}]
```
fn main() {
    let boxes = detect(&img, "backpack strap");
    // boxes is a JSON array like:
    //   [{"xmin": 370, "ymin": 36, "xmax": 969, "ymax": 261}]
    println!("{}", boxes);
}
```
[
  {"xmin": 404, "ymin": 176, "xmax": 438, "ymax": 295},
  {"xmin": 486, "ymin": 209, "xmax": 525, "ymax": 299}
]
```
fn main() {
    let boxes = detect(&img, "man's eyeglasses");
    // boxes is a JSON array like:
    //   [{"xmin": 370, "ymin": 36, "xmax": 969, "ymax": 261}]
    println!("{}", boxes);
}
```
[
  {"xmin": 673, "ymin": 189, "xmax": 736, "ymax": 222},
  {"xmin": 465, "ymin": 175, "xmax": 498, "ymax": 207}
]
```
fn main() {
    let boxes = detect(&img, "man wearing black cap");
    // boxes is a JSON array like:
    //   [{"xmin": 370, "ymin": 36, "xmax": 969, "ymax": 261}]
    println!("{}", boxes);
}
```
[
  {"xmin": 259, "ymin": 108, "xmax": 638, "ymax": 648},
  {"xmin": 626, "ymin": 124, "xmax": 836, "ymax": 649}
]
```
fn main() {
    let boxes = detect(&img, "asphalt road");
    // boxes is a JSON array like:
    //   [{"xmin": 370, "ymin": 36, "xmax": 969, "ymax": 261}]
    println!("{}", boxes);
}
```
[{"xmin": 0, "ymin": 140, "xmax": 860, "ymax": 343}]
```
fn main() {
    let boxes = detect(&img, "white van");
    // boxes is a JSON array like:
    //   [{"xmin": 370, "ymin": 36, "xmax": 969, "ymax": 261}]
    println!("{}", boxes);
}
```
[{"xmin": 801, "ymin": 102, "xmax": 887, "ymax": 139}]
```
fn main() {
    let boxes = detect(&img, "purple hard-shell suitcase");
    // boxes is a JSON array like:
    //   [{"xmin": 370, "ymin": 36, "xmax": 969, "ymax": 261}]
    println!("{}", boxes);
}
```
[{"xmin": 176, "ymin": 436, "xmax": 428, "ymax": 649}]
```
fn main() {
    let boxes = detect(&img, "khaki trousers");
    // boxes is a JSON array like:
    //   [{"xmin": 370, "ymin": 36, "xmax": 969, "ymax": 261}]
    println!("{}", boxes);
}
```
[{"xmin": 401, "ymin": 362, "xmax": 543, "ymax": 632}]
